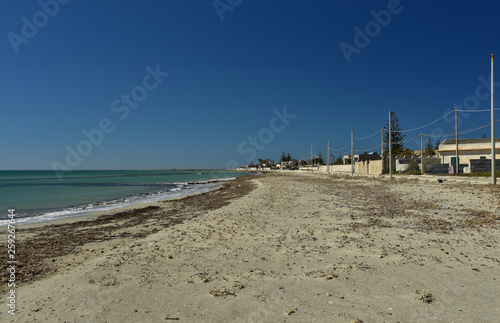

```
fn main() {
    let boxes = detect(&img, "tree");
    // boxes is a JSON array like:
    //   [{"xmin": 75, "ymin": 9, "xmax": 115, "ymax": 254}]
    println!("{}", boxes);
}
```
[
  {"xmin": 400, "ymin": 148, "xmax": 414, "ymax": 157},
  {"xmin": 426, "ymin": 138, "xmax": 435, "ymax": 155},
  {"xmin": 407, "ymin": 158, "xmax": 421, "ymax": 173},
  {"xmin": 280, "ymin": 152, "xmax": 292, "ymax": 162},
  {"xmin": 384, "ymin": 111, "xmax": 405, "ymax": 156},
  {"xmin": 434, "ymin": 139, "xmax": 441, "ymax": 151},
  {"xmin": 316, "ymin": 152, "xmax": 325, "ymax": 165}
]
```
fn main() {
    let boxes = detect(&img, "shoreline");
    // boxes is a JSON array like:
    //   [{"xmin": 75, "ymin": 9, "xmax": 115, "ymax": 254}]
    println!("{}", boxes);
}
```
[
  {"xmin": 0, "ymin": 174, "xmax": 259, "ymax": 293},
  {"xmin": 1, "ymin": 172, "xmax": 498, "ymax": 322},
  {"xmin": 2, "ymin": 174, "xmax": 253, "ymax": 229},
  {"xmin": 12, "ymin": 184, "xmax": 220, "ymax": 231}
]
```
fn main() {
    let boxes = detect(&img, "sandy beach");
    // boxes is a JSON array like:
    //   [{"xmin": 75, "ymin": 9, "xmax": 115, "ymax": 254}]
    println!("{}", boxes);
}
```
[{"xmin": 1, "ymin": 172, "xmax": 499, "ymax": 322}]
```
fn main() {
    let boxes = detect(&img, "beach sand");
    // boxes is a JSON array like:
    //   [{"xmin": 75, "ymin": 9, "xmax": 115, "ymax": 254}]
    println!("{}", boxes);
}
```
[{"xmin": 1, "ymin": 172, "xmax": 499, "ymax": 322}]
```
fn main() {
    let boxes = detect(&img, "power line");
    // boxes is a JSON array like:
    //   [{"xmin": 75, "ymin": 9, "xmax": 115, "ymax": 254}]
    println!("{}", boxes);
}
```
[
  {"xmin": 355, "ymin": 144, "xmax": 382, "ymax": 153},
  {"xmin": 456, "ymin": 108, "xmax": 500, "ymax": 112},
  {"xmin": 330, "ymin": 142, "xmax": 351, "ymax": 152},
  {"xmin": 423, "ymin": 119, "xmax": 500, "ymax": 137},
  {"xmin": 400, "ymin": 133, "xmax": 422, "ymax": 145},
  {"xmin": 393, "ymin": 110, "xmax": 454, "ymax": 133},
  {"xmin": 340, "ymin": 150, "xmax": 351, "ymax": 156},
  {"xmin": 355, "ymin": 129, "xmax": 381, "ymax": 140}
]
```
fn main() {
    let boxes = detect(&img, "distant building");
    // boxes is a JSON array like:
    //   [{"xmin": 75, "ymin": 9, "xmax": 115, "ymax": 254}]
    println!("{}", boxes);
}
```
[
  {"xmin": 437, "ymin": 138, "xmax": 500, "ymax": 166},
  {"xmin": 359, "ymin": 152, "xmax": 381, "ymax": 161},
  {"xmin": 342, "ymin": 154, "xmax": 359, "ymax": 164},
  {"xmin": 343, "ymin": 152, "xmax": 381, "ymax": 164},
  {"xmin": 279, "ymin": 159, "xmax": 299, "ymax": 169}
]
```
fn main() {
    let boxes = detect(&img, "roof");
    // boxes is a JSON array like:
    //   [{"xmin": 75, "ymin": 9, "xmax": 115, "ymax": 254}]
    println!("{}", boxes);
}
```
[
  {"xmin": 438, "ymin": 147, "xmax": 500, "ymax": 152},
  {"xmin": 440, "ymin": 138, "xmax": 500, "ymax": 145}
]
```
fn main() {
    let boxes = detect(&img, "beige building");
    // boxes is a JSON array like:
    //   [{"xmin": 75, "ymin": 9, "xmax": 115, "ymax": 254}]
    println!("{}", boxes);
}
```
[{"xmin": 437, "ymin": 138, "xmax": 500, "ymax": 166}]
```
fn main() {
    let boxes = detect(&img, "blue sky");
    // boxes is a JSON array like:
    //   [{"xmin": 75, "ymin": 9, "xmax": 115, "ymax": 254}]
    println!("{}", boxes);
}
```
[{"xmin": 1, "ymin": 0, "xmax": 499, "ymax": 170}]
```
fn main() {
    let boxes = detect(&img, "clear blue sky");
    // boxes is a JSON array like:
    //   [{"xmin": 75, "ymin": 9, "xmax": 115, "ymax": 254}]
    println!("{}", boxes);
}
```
[{"xmin": 1, "ymin": 0, "xmax": 499, "ymax": 170}]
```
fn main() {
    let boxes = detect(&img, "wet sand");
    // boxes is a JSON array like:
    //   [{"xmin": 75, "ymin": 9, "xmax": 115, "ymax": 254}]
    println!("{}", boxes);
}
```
[{"xmin": 1, "ymin": 172, "xmax": 499, "ymax": 322}]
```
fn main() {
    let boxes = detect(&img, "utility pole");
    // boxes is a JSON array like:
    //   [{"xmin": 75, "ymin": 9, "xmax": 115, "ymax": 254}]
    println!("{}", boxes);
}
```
[
  {"xmin": 492, "ymin": 54, "xmax": 496, "ymax": 184},
  {"xmin": 381, "ymin": 128, "xmax": 384, "ymax": 156},
  {"xmin": 421, "ymin": 132, "xmax": 424, "ymax": 174},
  {"xmin": 311, "ymin": 144, "xmax": 313, "ymax": 173},
  {"xmin": 455, "ymin": 106, "xmax": 459, "ymax": 174},
  {"xmin": 327, "ymin": 139, "xmax": 330, "ymax": 175},
  {"xmin": 389, "ymin": 109, "xmax": 392, "ymax": 178},
  {"xmin": 351, "ymin": 128, "xmax": 355, "ymax": 176},
  {"xmin": 381, "ymin": 127, "xmax": 384, "ymax": 173}
]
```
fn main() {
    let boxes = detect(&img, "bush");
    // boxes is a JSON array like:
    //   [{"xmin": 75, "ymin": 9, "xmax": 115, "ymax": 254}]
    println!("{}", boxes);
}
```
[{"xmin": 407, "ymin": 159, "xmax": 420, "ymax": 173}]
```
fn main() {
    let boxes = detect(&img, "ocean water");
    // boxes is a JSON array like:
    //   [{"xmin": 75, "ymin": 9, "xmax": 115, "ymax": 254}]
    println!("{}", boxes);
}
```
[{"xmin": 0, "ymin": 170, "xmax": 251, "ymax": 226}]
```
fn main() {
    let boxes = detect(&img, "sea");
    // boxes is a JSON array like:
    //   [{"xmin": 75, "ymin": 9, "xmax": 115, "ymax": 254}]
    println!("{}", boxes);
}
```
[{"xmin": 0, "ymin": 169, "xmax": 252, "ymax": 227}]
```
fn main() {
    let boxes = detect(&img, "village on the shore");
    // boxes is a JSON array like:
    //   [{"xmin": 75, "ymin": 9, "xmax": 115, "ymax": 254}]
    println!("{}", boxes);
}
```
[{"xmin": 237, "ymin": 137, "xmax": 500, "ymax": 177}]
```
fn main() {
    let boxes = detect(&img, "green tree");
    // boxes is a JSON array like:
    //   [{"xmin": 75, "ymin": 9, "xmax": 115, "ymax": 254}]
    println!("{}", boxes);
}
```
[
  {"xmin": 384, "ymin": 110, "xmax": 405, "ymax": 156},
  {"xmin": 400, "ymin": 148, "xmax": 414, "ymax": 157},
  {"xmin": 426, "ymin": 138, "xmax": 435, "ymax": 155},
  {"xmin": 280, "ymin": 152, "xmax": 292, "ymax": 162},
  {"xmin": 316, "ymin": 152, "xmax": 325, "ymax": 165},
  {"xmin": 434, "ymin": 139, "xmax": 441, "ymax": 151}
]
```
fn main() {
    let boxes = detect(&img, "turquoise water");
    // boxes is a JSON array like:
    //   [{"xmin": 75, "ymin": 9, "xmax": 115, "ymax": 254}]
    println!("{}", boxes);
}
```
[{"xmin": 0, "ymin": 170, "xmax": 250, "ymax": 226}]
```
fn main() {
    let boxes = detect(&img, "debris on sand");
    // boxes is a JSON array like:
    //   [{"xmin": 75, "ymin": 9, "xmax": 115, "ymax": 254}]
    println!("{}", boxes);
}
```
[{"xmin": 209, "ymin": 289, "xmax": 236, "ymax": 297}]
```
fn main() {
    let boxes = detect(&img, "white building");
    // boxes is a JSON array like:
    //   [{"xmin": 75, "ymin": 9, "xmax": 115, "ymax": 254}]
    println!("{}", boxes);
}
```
[
  {"xmin": 437, "ymin": 138, "xmax": 500, "ymax": 166},
  {"xmin": 342, "ymin": 154, "xmax": 359, "ymax": 164}
]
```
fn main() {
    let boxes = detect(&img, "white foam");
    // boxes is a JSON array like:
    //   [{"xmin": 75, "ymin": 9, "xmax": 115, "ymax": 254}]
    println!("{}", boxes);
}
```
[{"xmin": 0, "ymin": 182, "xmax": 220, "ymax": 227}]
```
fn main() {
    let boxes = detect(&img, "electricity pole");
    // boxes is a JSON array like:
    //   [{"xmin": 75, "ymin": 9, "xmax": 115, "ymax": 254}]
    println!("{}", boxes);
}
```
[
  {"xmin": 327, "ymin": 139, "xmax": 330, "ymax": 175},
  {"xmin": 351, "ymin": 128, "xmax": 355, "ymax": 176},
  {"xmin": 381, "ymin": 128, "xmax": 384, "ymax": 156},
  {"xmin": 455, "ymin": 106, "xmax": 459, "ymax": 174},
  {"xmin": 311, "ymin": 144, "xmax": 313, "ymax": 173},
  {"xmin": 492, "ymin": 54, "xmax": 496, "ymax": 184},
  {"xmin": 389, "ymin": 109, "xmax": 392, "ymax": 178},
  {"xmin": 421, "ymin": 132, "xmax": 424, "ymax": 174},
  {"xmin": 381, "ymin": 127, "xmax": 384, "ymax": 173}
]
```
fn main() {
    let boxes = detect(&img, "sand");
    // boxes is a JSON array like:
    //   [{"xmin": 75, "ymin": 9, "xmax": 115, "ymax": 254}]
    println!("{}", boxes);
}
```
[{"xmin": 1, "ymin": 172, "xmax": 499, "ymax": 322}]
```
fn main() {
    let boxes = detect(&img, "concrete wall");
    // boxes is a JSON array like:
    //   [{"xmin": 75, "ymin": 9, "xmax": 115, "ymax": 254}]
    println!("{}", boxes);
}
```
[
  {"xmin": 320, "ymin": 164, "xmax": 352, "ymax": 173},
  {"xmin": 394, "ymin": 157, "xmax": 440, "ymax": 173},
  {"xmin": 354, "ymin": 160, "xmax": 382, "ymax": 175},
  {"xmin": 369, "ymin": 160, "xmax": 383, "ymax": 175},
  {"xmin": 300, "ymin": 161, "xmax": 382, "ymax": 175}
]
